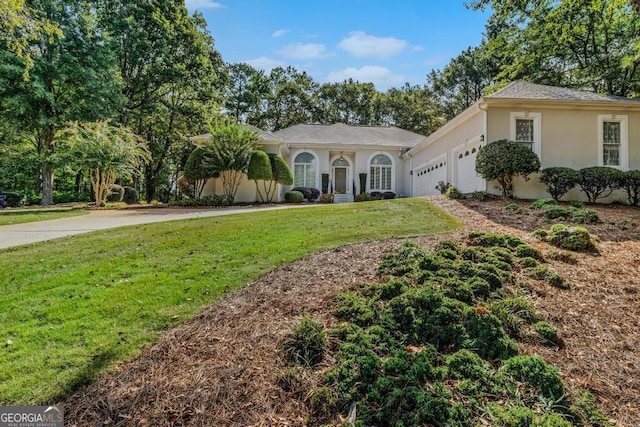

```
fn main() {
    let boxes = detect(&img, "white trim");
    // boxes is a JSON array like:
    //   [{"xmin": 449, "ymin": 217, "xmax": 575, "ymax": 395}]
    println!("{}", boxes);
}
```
[
  {"xmin": 367, "ymin": 151, "xmax": 396, "ymax": 192},
  {"xmin": 291, "ymin": 149, "xmax": 320, "ymax": 189},
  {"xmin": 597, "ymin": 114, "xmax": 628, "ymax": 170},
  {"xmin": 510, "ymin": 111, "xmax": 542, "ymax": 158}
]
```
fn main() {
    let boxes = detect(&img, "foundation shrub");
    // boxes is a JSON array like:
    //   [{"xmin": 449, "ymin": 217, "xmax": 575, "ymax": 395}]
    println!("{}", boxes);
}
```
[
  {"xmin": 281, "ymin": 314, "xmax": 326, "ymax": 367},
  {"xmin": 540, "ymin": 167, "xmax": 580, "ymax": 201},
  {"xmin": 284, "ymin": 190, "xmax": 304, "ymax": 203},
  {"xmin": 578, "ymin": 166, "xmax": 623, "ymax": 203},
  {"xmin": 620, "ymin": 169, "xmax": 640, "ymax": 206}
]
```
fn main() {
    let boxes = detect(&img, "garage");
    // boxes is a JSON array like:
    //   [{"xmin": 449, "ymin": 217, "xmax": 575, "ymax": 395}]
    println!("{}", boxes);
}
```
[
  {"xmin": 455, "ymin": 142, "xmax": 485, "ymax": 194},
  {"xmin": 413, "ymin": 156, "xmax": 447, "ymax": 197}
]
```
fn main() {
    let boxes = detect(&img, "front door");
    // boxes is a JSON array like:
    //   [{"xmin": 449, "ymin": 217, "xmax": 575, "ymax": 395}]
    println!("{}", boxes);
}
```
[{"xmin": 334, "ymin": 167, "xmax": 347, "ymax": 193}]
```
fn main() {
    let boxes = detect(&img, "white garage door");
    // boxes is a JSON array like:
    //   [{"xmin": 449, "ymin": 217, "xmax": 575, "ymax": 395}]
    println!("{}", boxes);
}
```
[
  {"xmin": 413, "ymin": 160, "xmax": 447, "ymax": 197},
  {"xmin": 455, "ymin": 144, "xmax": 485, "ymax": 194}
]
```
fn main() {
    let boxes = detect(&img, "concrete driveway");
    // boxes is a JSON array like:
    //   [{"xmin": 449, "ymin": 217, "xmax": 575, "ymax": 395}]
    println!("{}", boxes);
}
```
[{"xmin": 0, "ymin": 205, "xmax": 315, "ymax": 250}]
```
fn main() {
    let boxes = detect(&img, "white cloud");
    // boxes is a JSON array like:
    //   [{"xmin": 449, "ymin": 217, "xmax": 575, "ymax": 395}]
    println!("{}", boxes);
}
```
[
  {"xmin": 277, "ymin": 43, "xmax": 330, "ymax": 60},
  {"xmin": 326, "ymin": 66, "xmax": 405, "ymax": 90},
  {"xmin": 185, "ymin": 0, "xmax": 225, "ymax": 9},
  {"xmin": 272, "ymin": 29, "xmax": 289, "ymax": 38},
  {"xmin": 338, "ymin": 31, "xmax": 407, "ymax": 58},
  {"xmin": 244, "ymin": 56, "xmax": 285, "ymax": 71}
]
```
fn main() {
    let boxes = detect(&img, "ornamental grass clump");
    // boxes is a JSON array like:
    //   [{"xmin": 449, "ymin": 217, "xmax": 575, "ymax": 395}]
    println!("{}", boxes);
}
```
[{"xmin": 280, "ymin": 314, "xmax": 326, "ymax": 367}]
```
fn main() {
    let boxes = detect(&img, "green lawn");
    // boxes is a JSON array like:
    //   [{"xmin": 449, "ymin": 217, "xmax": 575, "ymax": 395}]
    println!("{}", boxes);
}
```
[
  {"xmin": 0, "ymin": 198, "xmax": 461, "ymax": 404},
  {"xmin": 0, "ymin": 208, "xmax": 88, "ymax": 226}
]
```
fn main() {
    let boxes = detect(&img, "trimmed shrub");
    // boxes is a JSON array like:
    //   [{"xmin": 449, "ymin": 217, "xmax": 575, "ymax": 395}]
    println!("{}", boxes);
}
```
[
  {"xmin": 268, "ymin": 153, "xmax": 294, "ymax": 186},
  {"xmin": 247, "ymin": 150, "xmax": 273, "ymax": 181},
  {"xmin": 539, "ymin": 167, "xmax": 579, "ymax": 201},
  {"xmin": 106, "ymin": 184, "xmax": 124, "ymax": 202},
  {"xmin": 620, "ymin": 169, "xmax": 640, "ymax": 206},
  {"xmin": 536, "ymin": 224, "xmax": 596, "ymax": 252},
  {"xmin": 542, "ymin": 206, "xmax": 570, "ymax": 221},
  {"xmin": 322, "ymin": 173, "xmax": 330, "ymax": 194},
  {"xmin": 291, "ymin": 186, "xmax": 312, "ymax": 200},
  {"xmin": 280, "ymin": 315, "xmax": 326, "ymax": 367},
  {"xmin": 499, "ymin": 355, "xmax": 565, "ymax": 400},
  {"xmin": 475, "ymin": 139, "xmax": 541, "ymax": 198},
  {"xmin": 358, "ymin": 173, "xmax": 367, "ymax": 194},
  {"xmin": 578, "ymin": 166, "xmax": 623, "ymax": 203},
  {"xmin": 534, "ymin": 321, "xmax": 560, "ymax": 346},
  {"xmin": 570, "ymin": 208, "xmax": 598, "ymax": 224},
  {"xmin": 319, "ymin": 193, "xmax": 333, "ymax": 203},
  {"xmin": 123, "ymin": 186, "xmax": 139, "ymax": 204},
  {"xmin": 381, "ymin": 191, "xmax": 396, "ymax": 199},
  {"xmin": 530, "ymin": 198, "xmax": 557, "ymax": 209},
  {"xmin": 284, "ymin": 191, "xmax": 304, "ymax": 203}
]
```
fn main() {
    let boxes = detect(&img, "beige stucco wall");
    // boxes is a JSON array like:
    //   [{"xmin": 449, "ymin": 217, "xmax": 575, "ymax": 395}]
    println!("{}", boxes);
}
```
[{"xmin": 487, "ymin": 106, "xmax": 640, "ymax": 201}]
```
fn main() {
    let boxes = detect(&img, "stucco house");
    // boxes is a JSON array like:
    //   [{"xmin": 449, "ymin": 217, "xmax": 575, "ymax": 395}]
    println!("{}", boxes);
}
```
[
  {"xmin": 406, "ymin": 80, "xmax": 640, "ymax": 201},
  {"xmin": 193, "ymin": 81, "xmax": 640, "ymax": 203},
  {"xmin": 192, "ymin": 123, "xmax": 427, "ymax": 203}
]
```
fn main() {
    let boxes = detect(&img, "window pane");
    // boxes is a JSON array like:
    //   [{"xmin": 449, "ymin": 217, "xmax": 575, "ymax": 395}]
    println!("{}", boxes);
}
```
[
  {"xmin": 305, "ymin": 164, "xmax": 316, "ymax": 187},
  {"xmin": 370, "ymin": 166, "xmax": 379, "ymax": 190},
  {"xmin": 295, "ymin": 152, "xmax": 316, "ymax": 164},
  {"xmin": 294, "ymin": 164, "xmax": 305, "ymax": 187},
  {"xmin": 603, "ymin": 122, "xmax": 621, "ymax": 145},
  {"xmin": 371, "ymin": 154, "xmax": 392, "ymax": 166},
  {"xmin": 515, "ymin": 119, "xmax": 534, "ymax": 142},
  {"xmin": 603, "ymin": 145, "xmax": 620, "ymax": 166},
  {"xmin": 382, "ymin": 167, "xmax": 391, "ymax": 190}
]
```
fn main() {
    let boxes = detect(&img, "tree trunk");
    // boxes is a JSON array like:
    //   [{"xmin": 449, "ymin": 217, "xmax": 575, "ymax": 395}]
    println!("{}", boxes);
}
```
[{"xmin": 41, "ymin": 125, "xmax": 55, "ymax": 205}]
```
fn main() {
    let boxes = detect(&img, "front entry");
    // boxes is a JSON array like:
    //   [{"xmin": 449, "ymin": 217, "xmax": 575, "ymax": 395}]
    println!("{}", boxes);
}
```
[{"xmin": 333, "ymin": 167, "xmax": 347, "ymax": 193}]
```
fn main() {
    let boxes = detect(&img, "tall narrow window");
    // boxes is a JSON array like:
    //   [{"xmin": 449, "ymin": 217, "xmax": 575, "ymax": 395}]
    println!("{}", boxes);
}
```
[
  {"xmin": 598, "ymin": 115, "xmax": 628, "ymax": 169},
  {"xmin": 370, "ymin": 154, "xmax": 392, "ymax": 191},
  {"xmin": 602, "ymin": 121, "xmax": 621, "ymax": 166},
  {"xmin": 510, "ymin": 112, "xmax": 541, "ymax": 156},
  {"xmin": 515, "ymin": 118, "xmax": 534, "ymax": 150},
  {"xmin": 293, "ymin": 152, "xmax": 316, "ymax": 187}
]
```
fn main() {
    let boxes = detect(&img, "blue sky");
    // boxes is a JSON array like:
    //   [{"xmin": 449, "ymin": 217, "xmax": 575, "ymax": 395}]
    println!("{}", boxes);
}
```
[{"xmin": 184, "ymin": 1, "xmax": 492, "ymax": 91}]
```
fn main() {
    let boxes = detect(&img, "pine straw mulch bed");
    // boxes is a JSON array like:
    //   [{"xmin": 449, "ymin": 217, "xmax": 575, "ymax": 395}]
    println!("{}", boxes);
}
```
[{"xmin": 64, "ymin": 196, "xmax": 640, "ymax": 426}]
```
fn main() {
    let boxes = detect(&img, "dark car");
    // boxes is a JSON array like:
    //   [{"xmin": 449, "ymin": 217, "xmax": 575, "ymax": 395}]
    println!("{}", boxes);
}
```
[{"xmin": 0, "ymin": 191, "xmax": 8, "ymax": 208}]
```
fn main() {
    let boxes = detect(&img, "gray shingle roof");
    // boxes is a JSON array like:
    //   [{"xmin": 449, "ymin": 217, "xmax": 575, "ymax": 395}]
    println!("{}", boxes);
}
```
[
  {"xmin": 190, "ymin": 124, "xmax": 283, "ymax": 144},
  {"xmin": 486, "ymin": 81, "xmax": 640, "ymax": 103},
  {"xmin": 272, "ymin": 123, "xmax": 426, "ymax": 147}
]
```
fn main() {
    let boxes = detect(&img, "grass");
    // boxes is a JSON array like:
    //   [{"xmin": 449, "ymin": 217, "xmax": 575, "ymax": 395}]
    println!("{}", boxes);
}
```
[
  {"xmin": 0, "ymin": 198, "xmax": 460, "ymax": 404},
  {"xmin": 0, "ymin": 208, "xmax": 88, "ymax": 226}
]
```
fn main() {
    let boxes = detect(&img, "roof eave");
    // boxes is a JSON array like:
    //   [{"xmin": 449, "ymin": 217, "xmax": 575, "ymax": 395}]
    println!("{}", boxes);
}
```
[{"xmin": 484, "ymin": 97, "xmax": 640, "ymax": 110}]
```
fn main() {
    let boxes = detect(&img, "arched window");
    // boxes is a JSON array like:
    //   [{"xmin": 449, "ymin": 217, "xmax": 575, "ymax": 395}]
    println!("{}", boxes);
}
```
[
  {"xmin": 293, "ymin": 152, "xmax": 317, "ymax": 187},
  {"xmin": 369, "ymin": 154, "xmax": 392, "ymax": 191}
]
